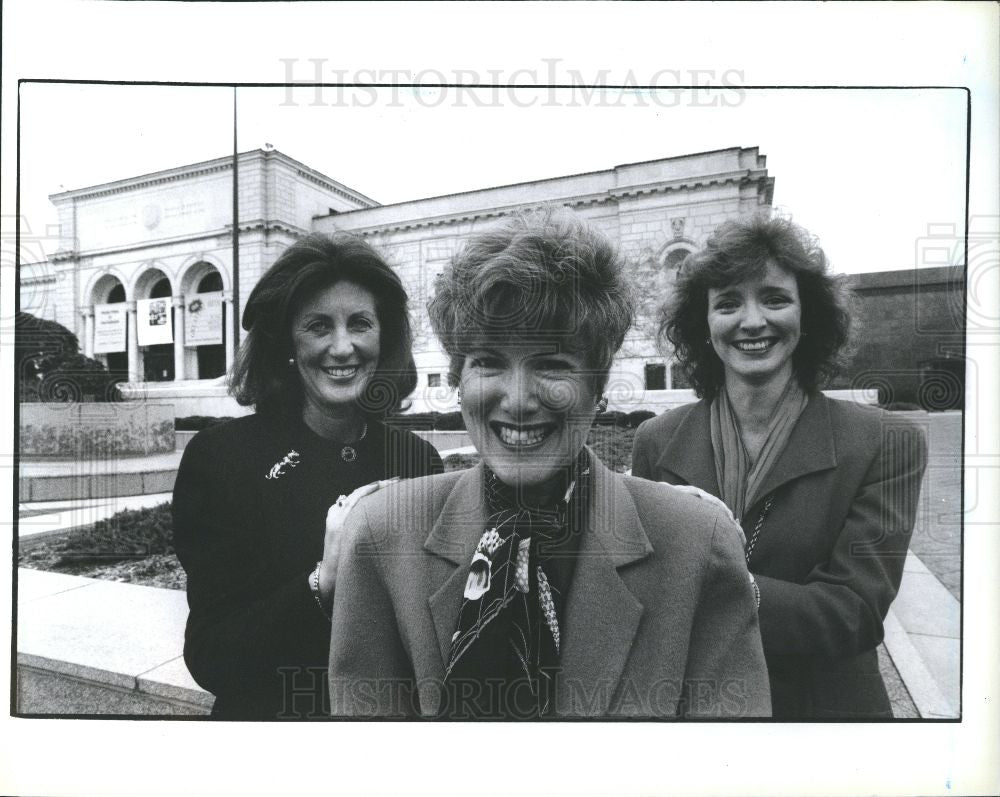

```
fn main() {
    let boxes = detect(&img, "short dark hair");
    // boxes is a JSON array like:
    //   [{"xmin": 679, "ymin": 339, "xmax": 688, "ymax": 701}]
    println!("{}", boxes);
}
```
[
  {"xmin": 229, "ymin": 232, "xmax": 417, "ymax": 417},
  {"xmin": 661, "ymin": 213, "xmax": 853, "ymax": 399},
  {"xmin": 428, "ymin": 208, "xmax": 634, "ymax": 393}
]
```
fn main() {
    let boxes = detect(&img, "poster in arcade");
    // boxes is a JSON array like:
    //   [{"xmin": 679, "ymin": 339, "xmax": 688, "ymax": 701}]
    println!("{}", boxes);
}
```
[
  {"xmin": 184, "ymin": 291, "xmax": 223, "ymax": 346},
  {"xmin": 136, "ymin": 297, "xmax": 174, "ymax": 346},
  {"xmin": 92, "ymin": 303, "xmax": 127, "ymax": 353}
]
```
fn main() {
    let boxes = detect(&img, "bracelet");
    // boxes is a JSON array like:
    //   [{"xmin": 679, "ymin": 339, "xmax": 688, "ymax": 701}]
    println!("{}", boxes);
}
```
[
  {"xmin": 749, "ymin": 574, "xmax": 761, "ymax": 610},
  {"xmin": 309, "ymin": 560, "xmax": 332, "ymax": 622}
]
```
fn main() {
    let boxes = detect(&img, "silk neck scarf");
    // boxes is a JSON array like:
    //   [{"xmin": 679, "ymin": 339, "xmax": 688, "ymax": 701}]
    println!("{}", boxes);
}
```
[
  {"xmin": 709, "ymin": 377, "xmax": 809, "ymax": 521},
  {"xmin": 442, "ymin": 452, "xmax": 590, "ymax": 719}
]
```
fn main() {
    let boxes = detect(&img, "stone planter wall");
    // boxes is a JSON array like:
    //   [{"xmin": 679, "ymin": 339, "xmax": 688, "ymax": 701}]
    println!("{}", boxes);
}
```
[{"xmin": 20, "ymin": 402, "xmax": 176, "ymax": 458}]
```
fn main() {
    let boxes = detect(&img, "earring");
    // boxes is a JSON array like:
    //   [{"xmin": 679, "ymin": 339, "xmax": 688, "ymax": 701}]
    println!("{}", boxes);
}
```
[
  {"xmin": 456, "ymin": 388, "xmax": 462, "ymax": 408},
  {"xmin": 288, "ymin": 357, "xmax": 296, "ymax": 366},
  {"xmin": 596, "ymin": 396, "xmax": 609, "ymax": 414}
]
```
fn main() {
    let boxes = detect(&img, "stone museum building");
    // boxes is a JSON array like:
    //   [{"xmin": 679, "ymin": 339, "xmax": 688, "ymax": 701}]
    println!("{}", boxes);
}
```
[{"xmin": 19, "ymin": 146, "xmax": 775, "ymax": 413}]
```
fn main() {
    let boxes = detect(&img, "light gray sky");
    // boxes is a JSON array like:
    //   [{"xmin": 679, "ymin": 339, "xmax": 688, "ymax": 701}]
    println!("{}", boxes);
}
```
[{"xmin": 19, "ymin": 83, "xmax": 968, "ymax": 274}]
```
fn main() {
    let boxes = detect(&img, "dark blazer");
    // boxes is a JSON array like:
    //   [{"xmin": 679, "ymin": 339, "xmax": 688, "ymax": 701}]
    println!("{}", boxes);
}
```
[
  {"xmin": 172, "ymin": 412, "xmax": 442, "ymax": 719},
  {"xmin": 632, "ymin": 395, "xmax": 928, "ymax": 718},
  {"xmin": 328, "ymin": 451, "xmax": 771, "ymax": 718}
]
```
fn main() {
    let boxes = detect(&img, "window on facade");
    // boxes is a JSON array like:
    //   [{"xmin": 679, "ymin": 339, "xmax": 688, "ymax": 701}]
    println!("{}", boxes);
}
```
[
  {"xmin": 670, "ymin": 364, "xmax": 691, "ymax": 390},
  {"xmin": 427, "ymin": 373, "xmax": 442, "ymax": 388},
  {"xmin": 150, "ymin": 277, "xmax": 172, "ymax": 299},
  {"xmin": 644, "ymin": 363, "xmax": 666, "ymax": 391},
  {"xmin": 197, "ymin": 272, "xmax": 223, "ymax": 293},
  {"xmin": 664, "ymin": 248, "xmax": 692, "ymax": 271}
]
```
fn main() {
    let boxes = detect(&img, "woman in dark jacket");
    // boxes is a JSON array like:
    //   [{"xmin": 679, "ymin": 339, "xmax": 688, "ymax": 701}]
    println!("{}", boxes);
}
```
[
  {"xmin": 173, "ymin": 233, "xmax": 442, "ymax": 719},
  {"xmin": 632, "ymin": 214, "xmax": 927, "ymax": 718}
]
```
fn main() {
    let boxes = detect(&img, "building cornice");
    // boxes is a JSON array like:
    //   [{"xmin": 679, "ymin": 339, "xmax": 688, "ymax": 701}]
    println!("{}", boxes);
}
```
[
  {"xmin": 47, "ymin": 219, "xmax": 308, "ymax": 262},
  {"xmin": 335, "ymin": 167, "xmax": 772, "ymax": 236},
  {"xmin": 18, "ymin": 273, "xmax": 57, "ymax": 285},
  {"xmin": 49, "ymin": 149, "xmax": 378, "ymax": 208},
  {"xmin": 295, "ymin": 169, "xmax": 377, "ymax": 208}
]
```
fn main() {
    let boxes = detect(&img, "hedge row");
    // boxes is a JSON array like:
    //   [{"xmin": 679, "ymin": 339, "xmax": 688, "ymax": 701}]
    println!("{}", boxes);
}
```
[{"xmin": 178, "ymin": 410, "xmax": 659, "ymax": 433}]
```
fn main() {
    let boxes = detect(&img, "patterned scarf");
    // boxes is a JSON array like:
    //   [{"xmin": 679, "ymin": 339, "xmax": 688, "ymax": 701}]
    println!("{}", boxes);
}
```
[
  {"xmin": 710, "ymin": 377, "xmax": 809, "ymax": 520},
  {"xmin": 442, "ymin": 453, "xmax": 590, "ymax": 719}
]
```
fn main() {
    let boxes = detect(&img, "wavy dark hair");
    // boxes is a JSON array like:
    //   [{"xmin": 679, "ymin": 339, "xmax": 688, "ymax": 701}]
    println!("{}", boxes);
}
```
[
  {"xmin": 661, "ymin": 213, "xmax": 853, "ymax": 399},
  {"xmin": 428, "ymin": 207, "xmax": 635, "ymax": 394},
  {"xmin": 229, "ymin": 232, "xmax": 417, "ymax": 417}
]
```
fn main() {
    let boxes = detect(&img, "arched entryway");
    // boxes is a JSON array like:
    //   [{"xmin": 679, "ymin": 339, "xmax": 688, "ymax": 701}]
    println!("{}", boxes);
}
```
[
  {"xmin": 194, "ymin": 271, "xmax": 226, "ymax": 379},
  {"xmin": 88, "ymin": 274, "xmax": 130, "ymax": 378},
  {"xmin": 140, "ymin": 272, "xmax": 175, "ymax": 382},
  {"xmin": 180, "ymin": 260, "xmax": 230, "ymax": 381},
  {"xmin": 663, "ymin": 247, "xmax": 692, "ymax": 271},
  {"xmin": 104, "ymin": 283, "xmax": 128, "ymax": 378}
]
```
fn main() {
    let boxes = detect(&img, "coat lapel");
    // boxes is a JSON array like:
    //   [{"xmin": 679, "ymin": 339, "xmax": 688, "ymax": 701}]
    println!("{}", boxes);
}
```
[
  {"xmin": 749, "ymin": 393, "xmax": 838, "ymax": 505},
  {"xmin": 654, "ymin": 395, "xmax": 839, "ymax": 509},
  {"xmin": 558, "ymin": 453, "xmax": 651, "ymax": 716},
  {"xmin": 653, "ymin": 400, "xmax": 720, "ymax": 495},
  {"xmin": 425, "ymin": 464, "xmax": 486, "ymax": 667}
]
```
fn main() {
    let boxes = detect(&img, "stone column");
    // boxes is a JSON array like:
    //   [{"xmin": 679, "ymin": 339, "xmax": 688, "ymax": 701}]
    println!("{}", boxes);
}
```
[
  {"xmin": 126, "ymin": 301, "xmax": 141, "ymax": 382},
  {"xmin": 81, "ymin": 307, "xmax": 94, "ymax": 358},
  {"xmin": 172, "ymin": 296, "xmax": 186, "ymax": 381},
  {"xmin": 223, "ymin": 290, "xmax": 235, "ymax": 372}
]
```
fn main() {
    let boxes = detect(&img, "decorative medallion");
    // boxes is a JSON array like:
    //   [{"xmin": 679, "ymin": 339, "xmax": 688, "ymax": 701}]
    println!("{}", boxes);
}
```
[{"xmin": 142, "ymin": 204, "xmax": 162, "ymax": 230}]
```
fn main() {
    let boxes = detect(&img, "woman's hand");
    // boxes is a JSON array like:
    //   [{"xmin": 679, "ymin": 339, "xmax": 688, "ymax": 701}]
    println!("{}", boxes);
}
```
[
  {"xmin": 668, "ymin": 483, "xmax": 746, "ymax": 545},
  {"xmin": 318, "ymin": 479, "xmax": 398, "ymax": 603}
]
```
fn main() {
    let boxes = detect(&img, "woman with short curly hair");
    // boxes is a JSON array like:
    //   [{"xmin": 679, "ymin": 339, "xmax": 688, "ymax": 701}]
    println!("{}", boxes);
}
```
[
  {"xmin": 327, "ymin": 208, "xmax": 770, "ymax": 719},
  {"xmin": 633, "ymin": 213, "xmax": 927, "ymax": 718}
]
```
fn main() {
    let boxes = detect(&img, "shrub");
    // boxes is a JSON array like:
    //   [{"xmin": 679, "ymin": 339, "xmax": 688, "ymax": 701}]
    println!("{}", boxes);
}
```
[
  {"xmin": 16, "ymin": 312, "xmax": 123, "ymax": 402},
  {"xmin": 593, "ymin": 411, "xmax": 627, "ymax": 428},
  {"xmin": 881, "ymin": 401, "xmax": 923, "ymax": 412},
  {"xmin": 386, "ymin": 412, "xmax": 435, "ymax": 431},
  {"xmin": 586, "ymin": 426, "xmax": 636, "ymax": 474},
  {"xmin": 624, "ymin": 410, "xmax": 657, "ymax": 428},
  {"xmin": 433, "ymin": 411, "xmax": 466, "ymax": 431},
  {"xmin": 175, "ymin": 415, "xmax": 236, "ymax": 431},
  {"xmin": 443, "ymin": 452, "xmax": 480, "ymax": 472}
]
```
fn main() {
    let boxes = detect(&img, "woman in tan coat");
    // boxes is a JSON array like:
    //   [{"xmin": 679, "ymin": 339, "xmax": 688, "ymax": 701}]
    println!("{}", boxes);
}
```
[{"xmin": 327, "ymin": 210, "xmax": 770, "ymax": 719}]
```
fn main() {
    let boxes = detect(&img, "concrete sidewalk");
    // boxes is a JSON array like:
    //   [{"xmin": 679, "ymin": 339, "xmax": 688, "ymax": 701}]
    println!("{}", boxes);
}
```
[{"xmin": 883, "ymin": 553, "xmax": 960, "ymax": 717}]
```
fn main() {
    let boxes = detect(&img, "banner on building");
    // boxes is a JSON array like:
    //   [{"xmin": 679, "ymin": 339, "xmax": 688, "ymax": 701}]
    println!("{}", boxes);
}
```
[
  {"xmin": 136, "ymin": 297, "xmax": 174, "ymax": 346},
  {"xmin": 184, "ymin": 291, "xmax": 224, "ymax": 346},
  {"xmin": 92, "ymin": 303, "xmax": 128, "ymax": 354}
]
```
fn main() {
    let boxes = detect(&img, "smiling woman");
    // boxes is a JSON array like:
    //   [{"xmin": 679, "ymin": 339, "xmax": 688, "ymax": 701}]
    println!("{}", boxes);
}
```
[
  {"xmin": 632, "ymin": 214, "xmax": 928, "ymax": 718},
  {"xmin": 172, "ymin": 233, "xmax": 442, "ymax": 719},
  {"xmin": 326, "ymin": 209, "xmax": 770, "ymax": 719}
]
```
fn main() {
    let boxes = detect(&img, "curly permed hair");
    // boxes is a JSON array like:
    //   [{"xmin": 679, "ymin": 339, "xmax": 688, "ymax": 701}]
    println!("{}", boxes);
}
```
[
  {"xmin": 661, "ymin": 213, "xmax": 854, "ymax": 399},
  {"xmin": 428, "ymin": 207, "xmax": 635, "ymax": 394}
]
